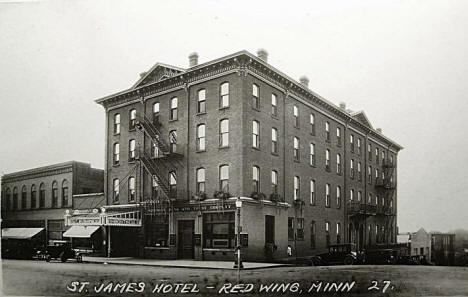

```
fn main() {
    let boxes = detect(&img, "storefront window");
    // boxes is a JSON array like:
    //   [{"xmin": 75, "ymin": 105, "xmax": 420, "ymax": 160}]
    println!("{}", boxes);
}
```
[
  {"xmin": 145, "ymin": 215, "xmax": 169, "ymax": 247},
  {"xmin": 203, "ymin": 212, "xmax": 235, "ymax": 248}
]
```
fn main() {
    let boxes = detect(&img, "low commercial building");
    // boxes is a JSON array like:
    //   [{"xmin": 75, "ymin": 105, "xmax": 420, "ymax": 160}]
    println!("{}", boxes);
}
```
[{"xmin": 1, "ymin": 161, "xmax": 104, "ymax": 246}]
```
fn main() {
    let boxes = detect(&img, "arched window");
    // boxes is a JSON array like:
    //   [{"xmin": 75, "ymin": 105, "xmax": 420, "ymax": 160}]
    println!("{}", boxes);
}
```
[
  {"xmin": 219, "ymin": 165, "xmax": 229, "ymax": 192},
  {"xmin": 169, "ymin": 171, "xmax": 177, "ymax": 198},
  {"xmin": 310, "ymin": 113, "xmax": 315, "ymax": 135},
  {"xmin": 196, "ymin": 168, "xmax": 205, "ymax": 194},
  {"xmin": 39, "ymin": 183, "xmax": 45, "ymax": 208},
  {"xmin": 293, "ymin": 105, "xmax": 299, "ymax": 127},
  {"xmin": 309, "ymin": 143, "xmax": 316, "ymax": 166},
  {"xmin": 169, "ymin": 130, "xmax": 177, "ymax": 153},
  {"xmin": 325, "ymin": 184, "xmax": 330, "ymax": 207},
  {"xmin": 114, "ymin": 113, "xmax": 121, "ymax": 135},
  {"xmin": 152, "ymin": 137, "xmax": 160, "ymax": 158},
  {"xmin": 252, "ymin": 166, "xmax": 260, "ymax": 193},
  {"xmin": 271, "ymin": 128, "xmax": 278, "ymax": 154},
  {"xmin": 219, "ymin": 119, "xmax": 229, "ymax": 147},
  {"xmin": 252, "ymin": 120, "xmax": 260, "ymax": 148},
  {"xmin": 336, "ymin": 186, "xmax": 341, "ymax": 208},
  {"xmin": 31, "ymin": 185, "xmax": 36, "ymax": 209},
  {"xmin": 12, "ymin": 187, "xmax": 18, "ymax": 210},
  {"xmin": 152, "ymin": 102, "xmax": 160, "ymax": 123},
  {"xmin": 271, "ymin": 93, "xmax": 277, "ymax": 115},
  {"xmin": 325, "ymin": 121, "xmax": 330, "ymax": 141},
  {"xmin": 325, "ymin": 149, "xmax": 330, "ymax": 170},
  {"xmin": 113, "ymin": 143, "xmax": 120, "ymax": 165},
  {"xmin": 170, "ymin": 97, "xmax": 178, "ymax": 120},
  {"xmin": 62, "ymin": 180, "xmax": 69, "ymax": 207},
  {"xmin": 310, "ymin": 179, "xmax": 316, "ymax": 205},
  {"xmin": 310, "ymin": 221, "xmax": 316, "ymax": 249},
  {"xmin": 5, "ymin": 188, "xmax": 11, "ymax": 210},
  {"xmin": 294, "ymin": 176, "xmax": 300, "ymax": 200},
  {"xmin": 52, "ymin": 181, "xmax": 58, "ymax": 208},
  {"xmin": 220, "ymin": 82, "xmax": 229, "ymax": 108},
  {"xmin": 128, "ymin": 177, "xmax": 136, "ymax": 202},
  {"xmin": 336, "ymin": 154, "xmax": 341, "ymax": 174},
  {"xmin": 197, "ymin": 89, "xmax": 206, "ymax": 113},
  {"xmin": 21, "ymin": 185, "xmax": 27, "ymax": 209},
  {"xmin": 325, "ymin": 221, "xmax": 331, "ymax": 246},
  {"xmin": 293, "ymin": 137, "xmax": 299, "ymax": 161},
  {"xmin": 336, "ymin": 223, "xmax": 341, "ymax": 244},
  {"xmin": 252, "ymin": 84, "xmax": 259, "ymax": 109},
  {"xmin": 271, "ymin": 170, "xmax": 278, "ymax": 195},
  {"xmin": 113, "ymin": 179, "xmax": 120, "ymax": 202},
  {"xmin": 129, "ymin": 109, "xmax": 137, "ymax": 130},
  {"xmin": 152, "ymin": 176, "xmax": 159, "ymax": 199},
  {"xmin": 196, "ymin": 124, "xmax": 206, "ymax": 151},
  {"xmin": 129, "ymin": 139, "xmax": 136, "ymax": 161}
]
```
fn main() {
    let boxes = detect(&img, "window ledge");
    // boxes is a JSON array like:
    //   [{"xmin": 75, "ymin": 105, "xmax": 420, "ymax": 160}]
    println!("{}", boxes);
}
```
[
  {"xmin": 113, "ymin": 163, "xmax": 120, "ymax": 167},
  {"xmin": 219, "ymin": 106, "xmax": 230, "ymax": 111},
  {"xmin": 169, "ymin": 119, "xmax": 178, "ymax": 122},
  {"xmin": 196, "ymin": 112, "xmax": 206, "ymax": 116},
  {"xmin": 196, "ymin": 150, "xmax": 206, "ymax": 153},
  {"xmin": 252, "ymin": 147, "xmax": 261, "ymax": 151},
  {"xmin": 219, "ymin": 146, "xmax": 229, "ymax": 150},
  {"xmin": 271, "ymin": 152, "xmax": 279, "ymax": 157},
  {"xmin": 252, "ymin": 107, "xmax": 261, "ymax": 112}
]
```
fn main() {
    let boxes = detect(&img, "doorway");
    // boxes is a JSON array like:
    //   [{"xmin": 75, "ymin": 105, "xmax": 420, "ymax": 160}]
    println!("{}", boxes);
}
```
[{"xmin": 177, "ymin": 220, "xmax": 194, "ymax": 259}]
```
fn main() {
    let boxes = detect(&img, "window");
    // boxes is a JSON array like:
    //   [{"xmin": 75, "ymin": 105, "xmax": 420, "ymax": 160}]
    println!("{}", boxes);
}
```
[
  {"xmin": 19, "ymin": 186, "xmax": 26, "ymax": 209},
  {"xmin": 294, "ymin": 176, "xmax": 300, "ymax": 200},
  {"xmin": 310, "ymin": 221, "xmax": 316, "ymax": 249},
  {"xmin": 252, "ymin": 120, "xmax": 260, "ymax": 148},
  {"xmin": 375, "ymin": 168, "xmax": 379, "ymax": 183},
  {"xmin": 296, "ymin": 218, "xmax": 304, "ymax": 240},
  {"xmin": 113, "ymin": 143, "xmax": 120, "ymax": 165},
  {"xmin": 288, "ymin": 217, "xmax": 294, "ymax": 240},
  {"xmin": 357, "ymin": 190, "xmax": 362, "ymax": 202},
  {"xmin": 350, "ymin": 189, "xmax": 355, "ymax": 201},
  {"xmin": 293, "ymin": 137, "xmax": 300, "ymax": 161},
  {"xmin": 31, "ymin": 185, "xmax": 36, "ymax": 209},
  {"xmin": 336, "ymin": 154, "xmax": 342, "ymax": 174},
  {"xmin": 167, "ymin": 171, "xmax": 176, "ymax": 198},
  {"xmin": 375, "ymin": 147, "xmax": 379, "ymax": 163},
  {"xmin": 145, "ymin": 214, "xmax": 168, "ymax": 247},
  {"xmin": 368, "ymin": 166, "xmax": 372, "ymax": 183},
  {"xmin": 325, "ymin": 122, "xmax": 330, "ymax": 141},
  {"xmin": 114, "ymin": 113, "xmax": 121, "ymax": 134},
  {"xmin": 293, "ymin": 105, "xmax": 299, "ymax": 127},
  {"xmin": 310, "ymin": 180, "xmax": 316, "ymax": 205},
  {"xmin": 152, "ymin": 138, "xmax": 160, "ymax": 158},
  {"xmin": 113, "ymin": 179, "xmax": 119, "ymax": 202},
  {"xmin": 309, "ymin": 143, "xmax": 316, "ymax": 166},
  {"xmin": 325, "ymin": 221, "xmax": 331, "ymax": 247},
  {"xmin": 357, "ymin": 138, "xmax": 362, "ymax": 154},
  {"xmin": 170, "ymin": 97, "xmax": 178, "ymax": 120},
  {"xmin": 4, "ymin": 188, "xmax": 11, "ymax": 210},
  {"xmin": 219, "ymin": 119, "xmax": 229, "ymax": 147},
  {"xmin": 310, "ymin": 114, "xmax": 316, "ymax": 135},
  {"xmin": 336, "ymin": 186, "xmax": 341, "ymax": 208},
  {"xmin": 219, "ymin": 165, "xmax": 229, "ymax": 192},
  {"xmin": 325, "ymin": 183, "xmax": 331, "ymax": 207},
  {"xmin": 169, "ymin": 130, "xmax": 177, "ymax": 153},
  {"xmin": 196, "ymin": 124, "xmax": 206, "ymax": 151},
  {"xmin": 129, "ymin": 109, "xmax": 136, "ymax": 130},
  {"xmin": 358, "ymin": 162, "xmax": 362, "ymax": 181},
  {"xmin": 252, "ymin": 84, "xmax": 260, "ymax": 109},
  {"xmin": 368, "ymin": 193, "xmax": 372, "ymax": 204},
  {"xmin": 129, "ymin": 139, "xmax": 136, "ymax": 161},
  {"xmin": 62, "ymin": 180, "xmax": 69, "ymax": 207},
  {"xmin": 128, "ymin": 177, "xmax": 136, "ymax": 202},
  {"xmin": 204, "ymin": 212, "xmax": 235, "ymax": 248},
  {"xmin": 197, "ymin": 89, "xmax": 206, "ymax": 113},
  {"xmin": 368, "ymin": 143, "xmax": 372, "ymax": 160},
  {"xmin": 336, "ymin": 127, "xmax": 341, "ymax": 146},
  {"xmin": 39, "ymin": 183, "xmax": 45, "ymax": 208},
  {"xmin": 381, "ymin": 151, "xmax": 385, "ymax": 163},
  {"xmin": 152, "ymin": 176, "xmax": 160, "ymax": 199},
  {"xmin": 350, "ymin": 159, "xmax": 354, "ymax": 178},
  {"xmin": 152, "ymin": 102, "xmax": 160, "ymax": 123},
  {"xmin": 271, "ymin": 170, "xmax": 278, "ymax": 194},
  {"xmin": 271, "ymin": 94, "xmax": 277, "ymax": 115},
  {"xmin": 336, "ymin": 223, "xmax": 341, "ymax": 244},
  {"xmin": 271, "ymin": 128, "xmax": 278, "ymax": 154},
  {"xmin": 325, "ymin": 149, "xmax": 330, "ymax": 171},
  {"xmin": 49, "ymin": 181, "xmax": 57, "ymax": 207},
  {"xmin": 220, "ymin": 82, "xmax": 229, "ymax": 108},
  {"xmin": 252, "ymin": 166, "xmax": 260, "ymax": 193},
  {"xmin": 350, "ymin": 134, "xmax": 354, "ymax": 152}
]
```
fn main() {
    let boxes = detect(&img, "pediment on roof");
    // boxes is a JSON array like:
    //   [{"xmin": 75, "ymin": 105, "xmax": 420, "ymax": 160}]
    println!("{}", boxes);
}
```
[
  {"xmin": 351, "ymin": 111, "xmax": 373, "ymax": 129},
  {"xmin": 133, "ymin": 63, "xmax": 185, "ymax": 88}
]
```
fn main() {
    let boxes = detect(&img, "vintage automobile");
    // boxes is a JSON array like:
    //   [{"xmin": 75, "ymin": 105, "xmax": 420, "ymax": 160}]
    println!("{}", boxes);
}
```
[
  {"xmin": 362, "ymin": 248, "xmax": 397, "ymax": 265},
  {"xmin": 40, "ymin": 240, "xmax": 83, "ymax": 263},
  {"xmin": 313, "ymin": 243, "xmax": 358, "ymax": 265}
]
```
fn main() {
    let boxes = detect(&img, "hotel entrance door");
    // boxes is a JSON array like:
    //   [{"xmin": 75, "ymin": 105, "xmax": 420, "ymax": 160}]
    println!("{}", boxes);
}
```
[{"xmin": 177, "ymin": 220, "xmax": 194, "ymax": 259}]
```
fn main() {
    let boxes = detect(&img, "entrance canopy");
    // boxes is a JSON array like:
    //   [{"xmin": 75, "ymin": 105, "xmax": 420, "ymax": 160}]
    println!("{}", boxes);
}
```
[
  {"xmin": 63, "ymin": 226, "xmax": 100, "ymax": 238},
  {"xmin": 1, "ymin": 228, "xmax": 44, "ymax": 239}
]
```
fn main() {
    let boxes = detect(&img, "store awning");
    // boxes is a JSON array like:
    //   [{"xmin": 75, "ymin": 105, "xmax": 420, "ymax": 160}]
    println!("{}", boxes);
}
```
[
  {"xmin": 63, "ymin": 226, "xmax": 100, "ymax": 238},
  {"xmin": 1, "ymin": 228, "xmax": 44, "ymax": 239}
]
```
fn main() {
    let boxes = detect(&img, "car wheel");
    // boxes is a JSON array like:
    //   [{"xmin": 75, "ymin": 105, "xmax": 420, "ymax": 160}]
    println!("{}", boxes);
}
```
[
  {"xmin": 45, "ymin": 254, "xmax": 51, "ymax": 262},
  {"xmin": 344, "ymin": 256, "xmax": 354, "ymax": 265},
  {"xmin": 76, "ymin": 255, "xmax": 83, "ymax": 263}
]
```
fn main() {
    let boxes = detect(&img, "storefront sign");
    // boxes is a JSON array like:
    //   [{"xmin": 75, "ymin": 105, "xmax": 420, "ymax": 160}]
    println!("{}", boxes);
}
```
[
  {"xmin": 106, "ymin": 217, "xmax": 142, "ymax": 227},
  {"xmin": 173, "ymin": 203, "xmax": 236, "ymax": 213},
  {"xmin": 68, "ymin": 216, "xmax": 102, "ymax": 226}
]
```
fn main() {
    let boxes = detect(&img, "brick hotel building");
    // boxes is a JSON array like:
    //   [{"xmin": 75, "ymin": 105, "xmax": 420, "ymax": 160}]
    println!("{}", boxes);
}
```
[{"xmin": 65, "ymin": 49, "xmax": 402, "ymax": 261}]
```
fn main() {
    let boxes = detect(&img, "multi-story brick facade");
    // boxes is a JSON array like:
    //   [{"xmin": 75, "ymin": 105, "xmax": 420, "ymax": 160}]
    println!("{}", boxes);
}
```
[
  {"xmin": 1, "ymin": 161, "xmax": 104, "ymax": 245},
  {"xmin": 89, "ymin": 50, "xmax": 402, "ymax": 261}
]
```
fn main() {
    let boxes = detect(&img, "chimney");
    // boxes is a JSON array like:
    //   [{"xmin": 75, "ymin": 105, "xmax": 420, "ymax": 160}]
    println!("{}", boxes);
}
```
[
  {"xmin": 376, "ymin": 128, "xmax": 382, "ymax": 133},
  {"xmin": 339, "ymin": 102, "xmax": 346, "ymax": 110},
  {"xmin": 299, "ymin": 76, "xmax": 309, "ymax": 88},
  {"xmin": 189, "ymin": 52, "xmax": 199, "ymax": 67},
  {"xmin": 257, "ymin": 48, "xmax": 268, "ymax": 62},
  {"xmin": 140, "ymin": 72, "xmax": 147, "ymax": 78}
]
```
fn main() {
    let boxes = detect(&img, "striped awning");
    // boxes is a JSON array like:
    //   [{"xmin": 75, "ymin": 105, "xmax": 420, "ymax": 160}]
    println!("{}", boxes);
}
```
[
  {"xmin": 63, "ymin": 226, "xmax": 100, "ymax": 238},
  {"xmin": 1, "ymin": 228, "xmax": 44, "ymax": 239}
]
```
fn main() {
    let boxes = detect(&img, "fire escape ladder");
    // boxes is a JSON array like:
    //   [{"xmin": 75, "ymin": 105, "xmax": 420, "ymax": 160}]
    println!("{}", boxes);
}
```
[
  {"xmin": 137, "ymin": 150, "xmax": 171, "ymax": 198},
  {"xmin": 135, "ymin": 116, "xmax": 170, "ymax": 155}
]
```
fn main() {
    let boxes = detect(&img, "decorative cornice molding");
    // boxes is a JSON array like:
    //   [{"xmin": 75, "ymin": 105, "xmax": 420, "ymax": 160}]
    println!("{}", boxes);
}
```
[{"xmin": 2, "ymin": 167, "xmax": 73, "ymax": 184}]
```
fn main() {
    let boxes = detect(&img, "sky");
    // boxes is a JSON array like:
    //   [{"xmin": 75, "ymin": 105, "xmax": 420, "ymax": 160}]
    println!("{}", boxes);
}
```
[{"xmin": 0, "ymin": 0, "xmax": 467, "ymax": 232}]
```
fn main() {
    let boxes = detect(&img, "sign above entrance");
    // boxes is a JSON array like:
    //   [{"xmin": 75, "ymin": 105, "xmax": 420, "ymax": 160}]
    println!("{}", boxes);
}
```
[{"xmin": 172, "ymin": 203, "xmax": 236, "ymax": 213}]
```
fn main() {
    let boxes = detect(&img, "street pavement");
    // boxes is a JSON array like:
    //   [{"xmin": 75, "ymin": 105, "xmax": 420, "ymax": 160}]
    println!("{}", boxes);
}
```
[{"xmin": 2, "ymin": 259, "xmax": 468, "ymax": 296}]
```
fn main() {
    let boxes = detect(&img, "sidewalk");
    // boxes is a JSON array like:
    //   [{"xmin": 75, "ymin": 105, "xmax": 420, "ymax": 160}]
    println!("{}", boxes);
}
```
[{"xmin": 82, "ymin": 256, "xmax": 289, "ymax": 270}]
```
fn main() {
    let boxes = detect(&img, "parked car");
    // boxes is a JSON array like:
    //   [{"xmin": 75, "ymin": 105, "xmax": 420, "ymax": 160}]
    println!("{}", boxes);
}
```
[
  {"xmin": 362, "ymin": 248, "xmax": 397, "ymax": 264},
  {"xmin": 39, "ymin": 240, "xmax": 83, "ymax": 263},
  {"xmin": 2, "ymin": 239, "xmax": 38, "ymax": 260},
  {"xmin": 313, "ymin": 244, "xmax": 358, "ymax": 265}
]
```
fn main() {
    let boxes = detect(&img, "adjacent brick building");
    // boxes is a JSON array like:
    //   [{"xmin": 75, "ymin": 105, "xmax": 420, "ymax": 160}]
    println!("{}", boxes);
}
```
[
  {"xmin": 1, "ymin": 161, "xmax": 104, "ymax": 244},
  {"xmin": 66, "ymin": 50, "xmax": 402, "ymax": 261}
]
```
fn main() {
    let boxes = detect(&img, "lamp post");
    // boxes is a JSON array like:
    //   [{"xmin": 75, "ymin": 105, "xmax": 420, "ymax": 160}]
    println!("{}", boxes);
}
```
[{"xmin": 234, "ymin": 197, "xmax": 243, "ymax": 282}]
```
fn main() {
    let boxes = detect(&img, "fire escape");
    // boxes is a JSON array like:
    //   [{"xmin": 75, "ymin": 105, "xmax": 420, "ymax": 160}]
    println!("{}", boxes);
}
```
[
  {"xmin": 134, "ymin": 114, "xmax": 183, "ymax": 217},
  {"xmin": 375, "ymin": 157, "xmax": 397, "ymax": 244}
]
